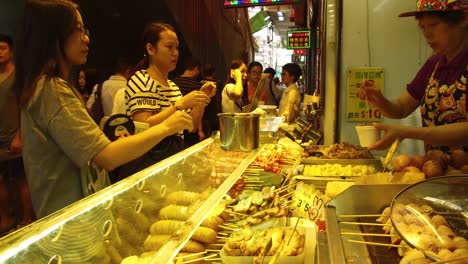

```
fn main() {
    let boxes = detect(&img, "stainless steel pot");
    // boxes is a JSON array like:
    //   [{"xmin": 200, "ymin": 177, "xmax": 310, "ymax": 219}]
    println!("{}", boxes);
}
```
[{"xmin": 218, "ymin": 113, "xmax": 260, "ymax": 151}]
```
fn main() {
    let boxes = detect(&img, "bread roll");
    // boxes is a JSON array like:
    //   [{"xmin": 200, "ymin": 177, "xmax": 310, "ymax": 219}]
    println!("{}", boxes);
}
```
[
  {"xmin": 166, "ymin": 191, "xmax": 200, "ymax": 206},
  {"xmin": 144, "ymin": 235, "xmax": 205, "ymax": 253}
]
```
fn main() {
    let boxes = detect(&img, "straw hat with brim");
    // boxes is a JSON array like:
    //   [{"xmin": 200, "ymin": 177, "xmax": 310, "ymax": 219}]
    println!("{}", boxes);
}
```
[{"xmin": 399, "ymin": 0, "xmax": 468, "ymax": 17}]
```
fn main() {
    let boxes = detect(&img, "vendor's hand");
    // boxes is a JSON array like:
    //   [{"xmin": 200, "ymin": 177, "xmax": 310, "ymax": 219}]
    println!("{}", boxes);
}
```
[
  {"xmin": 162, "ymin": 111, "xmax": 193, "ymax": 134},
  {"xmin": 359, "ymin": 79, "xmax": 383, "ymax": 106},
  {"xmin": 200, "ymin": 81, "xmax": 216, "ymax": 98},
  {"xmin": 367, "ymin": 123, "xmax": 401, "ymax": 150},
  {"xmin": 176, "ymin": 91, "xmax": 210, "ymax": 110}
]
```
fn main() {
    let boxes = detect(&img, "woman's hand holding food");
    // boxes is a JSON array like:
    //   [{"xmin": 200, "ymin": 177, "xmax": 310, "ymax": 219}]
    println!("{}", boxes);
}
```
[
  {"xmin": 200, "ymin": 81, "xmax": 216, "ymax": 98},
  {"xmin": 359, "ymin": 79, "xmax": 383, "ymax": 106},
  {"xmin": 161, "ymin": 110, "xmax": 193, "ymax": 134},
  {"xmin": 176, "ymin": 91, "xmax": 210, "ymax": 110}
]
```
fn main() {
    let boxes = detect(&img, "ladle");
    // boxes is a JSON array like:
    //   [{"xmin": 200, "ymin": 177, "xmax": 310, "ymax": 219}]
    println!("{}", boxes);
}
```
[{"xmin": 390, "ymin": 175, "xmax": 468, "ymax": 262}]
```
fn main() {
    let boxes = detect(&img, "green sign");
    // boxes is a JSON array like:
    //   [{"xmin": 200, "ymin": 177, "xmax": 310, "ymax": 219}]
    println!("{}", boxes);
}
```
[
  {"xmin": 250, "ymin": 10, "xmax": 268, "ymax": 34},
  {"xmin": 286, "ymin": 30, "xmax": 311, "ymax": 49}
]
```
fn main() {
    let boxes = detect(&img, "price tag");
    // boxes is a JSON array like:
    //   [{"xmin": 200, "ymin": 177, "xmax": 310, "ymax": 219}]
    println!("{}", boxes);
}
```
[{"xmin": 291, "ymin": 182, "xmax": 325, "ymax": 221}]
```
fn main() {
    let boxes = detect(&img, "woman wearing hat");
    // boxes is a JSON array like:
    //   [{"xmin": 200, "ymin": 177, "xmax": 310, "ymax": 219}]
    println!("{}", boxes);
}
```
[{"xmin": 360, "ymin": 0, "xmax": 467, "ymax": 152}]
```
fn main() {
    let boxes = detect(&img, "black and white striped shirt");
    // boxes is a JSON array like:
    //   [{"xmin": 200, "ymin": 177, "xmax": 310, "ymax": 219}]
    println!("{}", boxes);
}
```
[{"xmin": 125, "ymin": 70, "xmax": 182, "ymax": 117}]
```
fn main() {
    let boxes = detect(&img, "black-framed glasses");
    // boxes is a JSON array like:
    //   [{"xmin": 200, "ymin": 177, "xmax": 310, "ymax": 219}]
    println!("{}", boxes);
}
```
[{"xmin": 76, "ymin": 26, "xmax": 90, "ymax": 41}]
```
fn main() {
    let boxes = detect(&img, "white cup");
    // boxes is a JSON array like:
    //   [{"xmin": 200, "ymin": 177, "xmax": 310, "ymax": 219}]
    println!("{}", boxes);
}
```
[{"xmin": 355, "ymin": 125, "xmax": 381, "ymax": 147}]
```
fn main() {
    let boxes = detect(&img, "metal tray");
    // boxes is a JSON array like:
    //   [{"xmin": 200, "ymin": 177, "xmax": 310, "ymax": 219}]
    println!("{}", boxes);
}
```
[
  {"xmin": 319, "ymin": 184, "xmax": 409, "ymax": 264},
  {"xmin": 302, "ymin": 158, "xmax": 382, "ymax": 166}
]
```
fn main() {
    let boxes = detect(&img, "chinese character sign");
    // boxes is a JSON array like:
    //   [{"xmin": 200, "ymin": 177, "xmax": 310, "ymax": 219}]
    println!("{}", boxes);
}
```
[
  {"xmin": 346, "ymin": 67, "xmax": 384, "ymax": 122},
  {"xmin": 287, "ymin": 30, "xmax": 311, "ymax": 49}
]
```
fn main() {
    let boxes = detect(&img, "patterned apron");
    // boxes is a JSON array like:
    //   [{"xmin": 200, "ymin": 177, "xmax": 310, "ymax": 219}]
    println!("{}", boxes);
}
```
[{"xmin": 420, "ymin": 62, "xmax": 467, "ymax": 152}]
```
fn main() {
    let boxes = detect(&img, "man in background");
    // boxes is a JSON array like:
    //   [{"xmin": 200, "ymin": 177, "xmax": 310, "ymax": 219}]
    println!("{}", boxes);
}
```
[
  {"xmin": 101, "ymin": 57, "xmax": 132, "ymax": 116},
  {"xmin": 0, "ymin": 33, "xmax": 35, "ymax": 233},
  {"xmin": 201, "ymin": 64, "xmax": 221, "ymax": 137},
  {"xmin": 173, "ymin": 57, "xmax": 206, "ymax": 147}
]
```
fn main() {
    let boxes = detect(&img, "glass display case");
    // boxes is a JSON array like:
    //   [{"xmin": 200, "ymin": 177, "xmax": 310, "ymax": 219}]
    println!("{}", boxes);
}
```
[{"xmin": 0, "ymin": 138, "xmax": 260, "ymax": 264}]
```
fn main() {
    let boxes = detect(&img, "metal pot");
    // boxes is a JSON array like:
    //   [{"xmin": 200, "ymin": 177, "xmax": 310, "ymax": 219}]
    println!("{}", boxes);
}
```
[{"xmin": 218, "ymin": 113, "xmax": 260, "ymax": 151}]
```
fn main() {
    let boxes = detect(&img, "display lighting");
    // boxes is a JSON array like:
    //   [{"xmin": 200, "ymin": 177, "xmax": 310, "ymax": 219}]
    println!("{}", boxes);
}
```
[{"xmin": 224, "ymin": 0, "xmax": 303, "ymax": 8}]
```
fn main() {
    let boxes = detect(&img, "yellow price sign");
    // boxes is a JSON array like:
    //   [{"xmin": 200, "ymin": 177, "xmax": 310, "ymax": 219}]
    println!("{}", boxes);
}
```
[{"xmin": 291, "ymin": 182, "xmax": 324, "ymax": 221}]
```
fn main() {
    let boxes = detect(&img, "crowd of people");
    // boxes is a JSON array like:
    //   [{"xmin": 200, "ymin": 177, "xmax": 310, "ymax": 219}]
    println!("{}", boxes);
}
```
[
  {"xmin": 0, "ymin": 0, "xmax": 465, "ymax": 235},
  {"xmin": 0, "ymin": 0, "xmax": 302, "ymax": 225}
]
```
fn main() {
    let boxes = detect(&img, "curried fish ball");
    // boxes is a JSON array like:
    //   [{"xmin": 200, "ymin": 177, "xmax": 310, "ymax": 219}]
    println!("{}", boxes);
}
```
[
  {"xmin": 431, "ymin": 215, "xmax": 449, "ymax": 228},
  {"xmin": 436, "ymin": 225, "xmax": 456, "ymax": 238}
]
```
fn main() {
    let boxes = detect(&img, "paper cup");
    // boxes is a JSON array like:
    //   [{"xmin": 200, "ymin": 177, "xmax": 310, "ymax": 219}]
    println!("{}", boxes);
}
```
[{"xmin": 355, "ymin": 125, "xmax": 381, "ymax": 147}]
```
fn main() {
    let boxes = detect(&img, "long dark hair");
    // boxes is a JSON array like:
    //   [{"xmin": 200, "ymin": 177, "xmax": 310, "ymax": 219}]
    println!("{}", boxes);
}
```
[
  {"xmin": 224, "ymin": 59, "xmax": 248, "ymax": 105},
  {"xmin": 15, "ymin": 0, "xmax": 78, "ymax": 108},
  {"xmin": 134, "ymin": 22, "xmax": 175, "ymax": 71},
  {"xmin": 224, "ymin": 59, "xmax": 246, "ymax": 86}
]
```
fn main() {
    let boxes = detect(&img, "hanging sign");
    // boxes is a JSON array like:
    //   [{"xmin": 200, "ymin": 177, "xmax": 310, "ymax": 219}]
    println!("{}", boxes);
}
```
[
  {"xmin": 346, "ymin": 67, "xmax": 384, "ymax": 122},
  {"xmin": 286, "ymin": 30, "xmax": 311, "ymax": 49},
  {"xmin": 224, "ymin": 0, "xmax": 303, "ymax": 8}
]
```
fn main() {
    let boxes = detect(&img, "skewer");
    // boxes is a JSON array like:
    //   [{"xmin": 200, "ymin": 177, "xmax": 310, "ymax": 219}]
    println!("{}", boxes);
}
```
[
  {"xmin": 220, "ymin": 222, "xmax": 239, "ymax": 228},
  {"xmin": 339, "ymin": 214, "xmax": 390, "ymax": 218},
  {"xmin": 281, "ymin": 159, "xmax": 301, "ymax": 188},
  {"xmin": 205, "ymin": 249, "xmax": 221, "ymax": 252},
  {"xmin": 347, "ymin": 239, "xmax": 406, "ymax": 248},
  {"xmin": 224, "ymin": 210, "xmax": 249, "ymax": 217},
  {"xmin": 210, "ymin": 243, "xmax": 225, "ymax": 247},
  {"xmin": 429, "ymin": 257, "xmax": 468, "ymax": 264},
  {"xmin": 287, "ymin": 217, "xmax": 301, "ymax": 246},
  {"xmin": 183, "ymin": 254, "xmax": 218, "ymax": 263},
  {"xmin": 279, "ymin": 192, "xmax": 294, "ymax": 199},
  {"xmin": 204, "ymin": 258, "xmax": 222, "ymax": 262},
  {"xmin": 175, "ymin": 251, "xmax": 207, "ymax": 259},
  {"xmin": 341, "ymin": 232, "xmax": 395, "ymax": 237},
  {"xmin": 339, "ymin": 221, "xmax": 392, "ymax": 226},
  {"xmin": 276, "ymin": 184, "xmax": 295, "ymax": 192}
]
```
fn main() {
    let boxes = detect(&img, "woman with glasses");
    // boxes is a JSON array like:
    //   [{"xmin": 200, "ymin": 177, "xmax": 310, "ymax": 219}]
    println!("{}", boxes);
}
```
[
  {"xmin": 246, "ymin": 61, "xmax": 267, "ymax": 104},
  {"xmin": 278, "ymin": 63, "xmax": 303, "ymax": 123},
  {"xmin": 14, "ymin": 0, "xmax": 194, "ymax": 218}
]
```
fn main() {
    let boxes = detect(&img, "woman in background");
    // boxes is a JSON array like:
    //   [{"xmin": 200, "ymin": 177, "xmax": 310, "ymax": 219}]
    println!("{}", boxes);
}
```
[
  {"xmin": 221, "ymin": 59, "xmax": 248, "ymax": 113},
  {"xmin": 278, "ymin": 63, "xmax": 302, "ymax": 123},
  {"xmin": 246, "ymin": 61, "xmax": 266, "ymax": 104},
  {"xmin": 76, "ymin": 68, "xmax": 90, "ymax": 102},
  {"xmin": 14, "ymin": 0, "xmax": 193, "ymax": 218}
]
